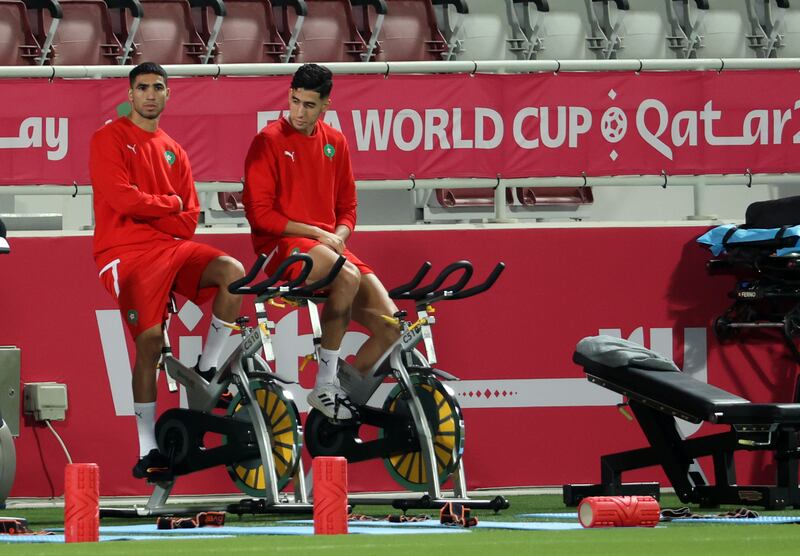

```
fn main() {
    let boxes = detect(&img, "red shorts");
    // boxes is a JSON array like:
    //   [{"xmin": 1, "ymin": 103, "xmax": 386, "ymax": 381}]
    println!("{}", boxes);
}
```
[
  {"xmin": 97, "ymin": 240, "xmax": 225, "ymax": 338},
  {"xmin": 260, "ymin": 237, "xmax": 373, "ymax": 281}
]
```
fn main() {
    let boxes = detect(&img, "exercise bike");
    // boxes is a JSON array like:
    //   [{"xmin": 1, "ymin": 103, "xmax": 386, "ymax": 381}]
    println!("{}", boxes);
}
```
[
  {"xmin": 294, "ymin": 259, "xmax": 509, "ymax": 511},
  {"xmin": 101, "ymin": 254, "xmax": 345, "ymax": 517}
]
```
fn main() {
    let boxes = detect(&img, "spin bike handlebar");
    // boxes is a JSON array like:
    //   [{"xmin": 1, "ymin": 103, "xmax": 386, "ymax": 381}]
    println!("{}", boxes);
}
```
[
  {"xmin": 389, "ymin": 260, "xmax": 505, "ymax": 303},
  {"xmin": 228, "ymin": 253, "xmax": 315, "ymax": 296},
  {"xmin": 392, "ymin": 261, "xmax": 474, "ymax": 300},
  {"xmin": 387, "ymin": 261, "xmax": 432, "ymax": 298},
  {"xmin": 286, "ymin": 255, "xmax": 347, "ymax": 297},
  {"xmin": 446, "ymin": 262, "xmax": 505, "ymax": 300}
]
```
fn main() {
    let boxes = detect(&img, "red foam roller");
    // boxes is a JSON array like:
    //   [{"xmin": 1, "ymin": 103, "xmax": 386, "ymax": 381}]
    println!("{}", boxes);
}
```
[
  {"xmin": 64, "ymin": 463, "xmax": 100, "ymax": 542},
  {"xmin": 578, "ymin": 496, "xmax": 660, "ymax": 528},
  {"xmin": 313, "ymin": 457, "xmax": 348, "ymax": 535}
]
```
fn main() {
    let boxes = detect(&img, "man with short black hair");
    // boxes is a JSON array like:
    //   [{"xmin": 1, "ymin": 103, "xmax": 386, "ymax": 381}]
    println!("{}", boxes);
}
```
[
  {"xmin": 243, "ymin": 63, "xmax": 400, "ymax": 420},
  {"xmin": 90, "ymin": 62, "xmax": 245, "ymax": 480}
]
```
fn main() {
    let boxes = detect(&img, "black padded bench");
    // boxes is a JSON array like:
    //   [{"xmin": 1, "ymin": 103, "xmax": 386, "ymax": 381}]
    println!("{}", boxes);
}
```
[{"xmin": 564, "ymin": 336, "xmax": 800, "ymax": 510}]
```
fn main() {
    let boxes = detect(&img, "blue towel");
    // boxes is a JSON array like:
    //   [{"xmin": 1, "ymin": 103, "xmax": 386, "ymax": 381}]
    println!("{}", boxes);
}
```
[{"xmin": 697, "ymin": 224, "xmax": 800, "ymax": 256}]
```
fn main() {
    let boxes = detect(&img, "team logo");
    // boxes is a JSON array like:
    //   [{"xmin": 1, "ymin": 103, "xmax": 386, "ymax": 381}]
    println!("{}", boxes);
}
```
[
  {"xmin": 127, "ymin": 309, "xmax": 138, "ymax": 324},
  {"xmin": 323, "ymin": 144, "xmax": 335, "ymax": 159},
  {"xmin": 164, "ymin": 150, "xmax": 176, "ymax": 166}
]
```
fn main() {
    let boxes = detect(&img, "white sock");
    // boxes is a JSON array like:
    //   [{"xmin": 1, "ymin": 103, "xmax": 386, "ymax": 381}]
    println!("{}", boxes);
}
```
[
  {"xmin": 199, "ymin": 314, "xmax": 233, "ymax": 373},
  {"xmin": 315, "ymin": 347, "xmax": 340, "ymax": 387},
  {"xmin": 134, "ymin": 401, "xmax": 158, "ymax": 458}
]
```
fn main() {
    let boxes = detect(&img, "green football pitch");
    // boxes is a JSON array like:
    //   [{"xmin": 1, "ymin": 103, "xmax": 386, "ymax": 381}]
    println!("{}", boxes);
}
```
[{"xmin": 2, "ymin": 493, "xmax": 800, "ymax": 555}]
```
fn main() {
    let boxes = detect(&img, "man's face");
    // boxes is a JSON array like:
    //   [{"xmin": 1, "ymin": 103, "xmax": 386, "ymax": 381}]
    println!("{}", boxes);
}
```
[
  {"xmin": 288, "ymin": 88, "xmax": 329, "ymax": 135},
  {"xmin": 128, "ymin": 74, "xmax": 169, "ymax": 121}
]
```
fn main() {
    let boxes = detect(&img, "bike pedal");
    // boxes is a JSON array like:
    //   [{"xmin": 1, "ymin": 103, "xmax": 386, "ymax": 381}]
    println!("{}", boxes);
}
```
[{"xmin": 216, "ymin": 391, "xmax": 234, "ymax": 409}]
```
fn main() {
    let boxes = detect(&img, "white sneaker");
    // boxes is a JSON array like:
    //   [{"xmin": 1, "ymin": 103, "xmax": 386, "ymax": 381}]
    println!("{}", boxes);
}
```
[{"xmin": 307, "ymin": 383, "xmax": 357, "ymax": 420}]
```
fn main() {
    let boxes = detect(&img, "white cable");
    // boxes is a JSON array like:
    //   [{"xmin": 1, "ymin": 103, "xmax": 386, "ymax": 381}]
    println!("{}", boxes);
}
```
[{"xmin": 44, "ymin": 420, "xmax": 73, "ymax": 465}]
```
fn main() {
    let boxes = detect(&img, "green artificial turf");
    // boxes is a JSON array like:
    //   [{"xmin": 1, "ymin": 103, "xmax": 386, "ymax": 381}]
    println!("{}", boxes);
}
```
[{"xmin": 1, "ymin": 493, "xmax": 800, "ymax": 555}]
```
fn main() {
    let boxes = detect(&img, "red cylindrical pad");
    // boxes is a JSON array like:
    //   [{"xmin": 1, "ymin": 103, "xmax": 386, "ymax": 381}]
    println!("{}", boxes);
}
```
[
  {"xmin": 313, "ymin": 457, "xmax": 348, "ymax": 535},
  {"xmin": 64, "ymin": 463, "xmax": 100, "ymax": 542},
  {"xmin": 578, "ymin": 496, "xmax": 660, "ymax": 528}
]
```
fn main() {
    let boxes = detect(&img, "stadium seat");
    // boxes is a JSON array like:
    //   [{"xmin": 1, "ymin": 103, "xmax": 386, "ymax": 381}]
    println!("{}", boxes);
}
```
[
  {"xmin": 615, "ymin": 0, "xmax": 669, "ymax": 59},
  {"xmin": 433, "ymin": 186, "xmax": 592, "ymax": 209},
  {"xmin": 19, "ymin": 0, "xmax": 61, "ymax": 65},
  {"xmin": 503, "ymin": 0, "xmax": 551, "ymax": 60},
  {"xmin": 429, "ymin": 0, "xmax": 469, "ymax": 60},
  {"xmin": 666, "ymin": 0, "xmax": 756, "ymax": 58},
  {"xmin": 0, "ymin": 1, "xmax": 41, "ymax": 65},
  {"xmin": 362, "ymin": 0, "xmax": 449, "ymax": 61},
  {"xmin": 349, "ymin": 0, "xmax": 386, "ymax": 61},
  {"xmin": 35, "ymin": 0, "xmax": 123, "ymax": 65},
  {"xmin": 535, "ymin": 0, "xmax": 594, "ymax": 60},
  {"xmin": 446, "ymin": 0, "xmax": 511, "ymax": 61},
  {"xmin": 273, "ymin": 0, "xmax": 367, "ymax": 62},
  {"xmin": 105, "ymin": 0, "xmax": 143, "ymax": 64},
  {"xmin": 751, "ymin": 0, "xmax": 792, "ymax": 58},
  {"xmin": 111, "ymin": 0, "xmax": 211, "ymax": 65},
  {"xmin": 196, "ymin": 0, "xmax": 286, "ymax": 63}
]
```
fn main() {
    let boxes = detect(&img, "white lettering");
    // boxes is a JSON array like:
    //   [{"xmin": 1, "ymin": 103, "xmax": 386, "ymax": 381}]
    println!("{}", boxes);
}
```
[
  {"xmin": 352, "ymin": 109, "xmax": 393, "ymax": 151},
  {"xmin": 671, "ymin": 111, "xmax": 698, "ymax": 147},
  {"xmin": 637, "ymin": 99, "xmax": 673, "ymax": 160},
  {"xmin": 773, "ymin": 108, "xmax": 792, "ymax": 145},
  {"xmin": 45, "ymin": 117, "xmax": 68, "ymax": 161},
  {"xmin": 452, "ymin": 108, "xmax": 474, "ymax": 149},
  {"xmin": 393, "ymin": 109, "xmax": 423, "ymax": 152},
  {"xmin": 424, "ymin": 109, "xmax": 451, "ymax": 151},
  {"xmin": 540, "ymin": 107, "xmax": 567, "ymax": 148},
  {"xmin": 568, "ymin": 107, "xmax": 591, "ymax": 148},
  {"xmin": 513, "ymin": 107, "xmax": 539, "ymax": 149},
  {"xmin": 475, "ymin": 107, "xmax": 503, "ymax": 149}
]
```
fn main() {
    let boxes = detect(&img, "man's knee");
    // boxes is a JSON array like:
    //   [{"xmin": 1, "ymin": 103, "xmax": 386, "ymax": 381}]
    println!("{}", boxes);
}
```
[
  {"xmin": 217, "ymin": 256, "xmax": 246, "ymax": 283},
  {"xmin": 135, "ymin": 327, "xmax": 163, "ymax": 358},
  {"xmin": 330, "ymin": 262, "xmax": 361, "ymax": 299}
]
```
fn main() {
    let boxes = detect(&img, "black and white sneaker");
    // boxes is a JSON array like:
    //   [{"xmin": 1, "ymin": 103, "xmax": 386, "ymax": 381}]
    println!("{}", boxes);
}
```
[
  {"xmin": 307, "ymin": 383, "xmax": 357, "ymax": 421},
  {"xmin": 193, "ymin": 356, "xmax": 216, "ymax": 382},
  {"xmin": 132, "ymin": 449, "xmax": 172, "ymax": 481}
]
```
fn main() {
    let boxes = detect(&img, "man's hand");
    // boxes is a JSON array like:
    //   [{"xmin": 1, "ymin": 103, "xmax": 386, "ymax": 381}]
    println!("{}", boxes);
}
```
[{"xmin": 316, "ymin": 229, "xmax": 345, "ymax": 254}]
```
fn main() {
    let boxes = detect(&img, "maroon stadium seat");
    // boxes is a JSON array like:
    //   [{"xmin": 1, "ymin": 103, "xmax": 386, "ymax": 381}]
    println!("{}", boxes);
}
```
[
  {"xmin": 0, "ymin": 1, "xmax": 41, "ymax": 65},
  {"xmin": 119, "ymin": 0, "xmax": 206, "ymax": 64},
  {"xmin": 197, "ymin": 0, "xmax": 286, "ymax": 63},
  {"xmin": 434, "ymin": 186, "xmax": 593, "ymax": 209},
  {"xmin": 274, "ymin": 0, "xmax": 368, "ymax": 62},
  {"xmin": 35, "ymin": 0, "xmax": 123, "ymax": 65},
  {"xmin": 367, "ymin": 0, "xmax": 448, "ymax": 61}
]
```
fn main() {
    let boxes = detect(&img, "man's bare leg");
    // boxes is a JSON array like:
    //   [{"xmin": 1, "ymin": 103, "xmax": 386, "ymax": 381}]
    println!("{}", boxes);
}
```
[
  {"xmin": 350, "ymin": 274, "xmax": 401, "ymax": 375},
  {"xmin": 196, "ymin": 256, "xmax": 245, "ymax": 375}
]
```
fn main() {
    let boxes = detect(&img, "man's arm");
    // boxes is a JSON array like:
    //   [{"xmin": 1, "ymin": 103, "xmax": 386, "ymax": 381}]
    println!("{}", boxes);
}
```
[
  {"xmin": 89, "ymin": 130, "xmax": 182, "ymax": 218},
  {"xmin": 333, "ymin": 139, "xmax": 357, "ymax": 243},
  {"xmin": 243, "ymin": 135, "xmax": 346, "ymax": 254},
  {"xmin": 143, "ymin": 147, "xmax": 199, "ymax": 239}
]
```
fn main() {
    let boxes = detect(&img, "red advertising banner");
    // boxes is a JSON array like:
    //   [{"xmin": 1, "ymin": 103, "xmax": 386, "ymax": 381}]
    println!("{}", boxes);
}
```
[
  {"xmin": 0, "ymin": 226, "xmax": 795, "ymax": 497},
  {"xmin": 2, "ymin": 70, "xmax": 800, "ymax": 185}
]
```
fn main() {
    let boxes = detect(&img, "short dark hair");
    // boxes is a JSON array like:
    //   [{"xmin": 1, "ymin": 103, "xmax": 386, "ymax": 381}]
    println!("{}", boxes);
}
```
[
  {"xmin": 291, "ymin": 64, "xmax": 333, "ymax": 99},
  {"xmin": 129, "ymin": 62, "xmax": 168, "ymax": 87}
]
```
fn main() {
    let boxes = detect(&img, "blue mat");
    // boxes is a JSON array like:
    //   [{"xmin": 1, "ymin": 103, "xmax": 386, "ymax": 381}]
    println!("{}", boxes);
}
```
[
  {"xmin": 520, "ymin": 513, "xmax": 800, "ymax": 525},
  {"xmin": 670, "ymin": 516, "xmax": 800, "ymax": 524},
  {"xmin": 96, "ymin": 524, "xmax": 469, "ymax": 536},
  {"xmin": 1, "ymin": 534, "xmax": 235, "ymax": 543},
  {"xmin": 519, "ymin": 513, "xmax": 579, "ymax": 519},
  {"xmin": 282, "ymin": 519, "xmax": 585, "ymax": 531}
]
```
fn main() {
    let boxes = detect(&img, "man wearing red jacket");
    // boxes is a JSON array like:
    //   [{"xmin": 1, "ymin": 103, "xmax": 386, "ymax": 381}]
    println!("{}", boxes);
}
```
[
  {"xmin": 90, "ymin": 62, "xmax": 245, "ymax": 480},
  {"xmin": 243, "ymin": 64, "xmax": 399, "ymax": 420}
]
